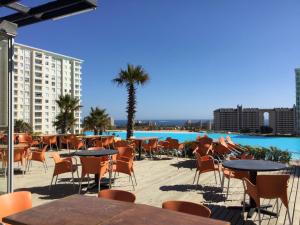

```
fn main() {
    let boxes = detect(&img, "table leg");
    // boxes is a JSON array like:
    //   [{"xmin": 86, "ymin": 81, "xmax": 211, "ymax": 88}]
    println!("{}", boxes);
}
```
[
  {"xmin": 109, "ymin": 155, "xmax": 112, "ymax": 189},
  {"xmin": 249, "ymin": 171, "xmax": 257, "ymax": 208}
]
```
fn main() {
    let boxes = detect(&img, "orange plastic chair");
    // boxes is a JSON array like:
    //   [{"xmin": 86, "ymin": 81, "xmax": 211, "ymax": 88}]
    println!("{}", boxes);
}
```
[
  {"xmin": 26, "ymin": 145, "xmax": 48, "ymax": 173},
  {"xmin": 143, "ymin": 139, "xmax": 159, "ymax": 157},
  {"xmin": 114, "ymin": 140, "xmax": 133, "ymax": 148},
  {"xmin": 222, "ymin": 158, "xmax": 250, "ymax": 199},
  {"xmin": 94, "ymin": 140, "xmax": 104, "ymax": 148},
  {"xmin": 162, "ymin": 200, "xmax": 211, "ymax": 218},
  {"xmin": 116, "ymin": 147, "xmax": 135, "ymax": 161},
  {"xmin": 69, "ymin": 136, "xmax": 85, "ymax": 151},
  {"xmin": 42, "ymin": 135, "xmax": 58, "ymax": 151},
  {"xmin": 243, "ymin": 175, "xmax": 291, "ymax": 225},
  {"xmin": 101, "ymin": 137, "xmax": 111, "ymax": 149},
  {"xmin": 168, "ymin": 139, "xmax": 185, "ymax": 158},
  {"xmin": 193, "ymin": 152, "xmax": 221, "ymax": 186},
  {"xmin": 2, "ymin": 147, "xmax": 28, "ymax": 176},
  {"xmin": 79, "ymin": 157, "xmax": 109, "ymax": 193},
  {"xmin": 113, "ymin": 153, "xmax": 137, "ymax": 190},
  {"xmin": 50, "ymin": 152, "xmax": 78, "ymax": 190},
  {"xmin": 226, "ymin": 136, "xmax": 246, "ymax": 152},
  {"xmin": 98, "ymin": 189, "xmax": 136, "ymax": 203},
  {"xmin": 0, "ymin": 191, "xmax": 32, "ymax": 225},
  {"xmin": 212, "ymin": 143, "xmax": 231, "ymax": 161}
]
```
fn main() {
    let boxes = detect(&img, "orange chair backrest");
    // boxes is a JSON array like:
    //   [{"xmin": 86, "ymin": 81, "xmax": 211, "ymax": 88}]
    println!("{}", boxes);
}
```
[
  {"xmin": 148, "ymin": 139, "xmax": 158, "ymax": 148},
  {"xmin": 219, "ymin": 137, "xmax": 229, "ymax": 147},
  {"xmin": 162, "ymin": 201, "xmax": 211, "ymax": 218},
  {"xmin": 195, "ymin": 152, "xmax": 215, "ymax": 172},
  {"xmin": 0, "ymin": 191, "xmax": 32, "ymax": 223},
  {"xmin": 18, "ymin": 134, "xmax": 32, "ymax": 144},
  {"xmin": 116, "ymin": 147, "xmax": 134, "ymax": 159},
  {"xmin": 226, "ymin": 136, "xmax": 235, "ymax": 145},
  {"xmin": 115, "ymin": 140, "xmax": 130, "ymax": 148},
  {"xmin": 241, "ymin": 153, "xmax": 254, "ymax": 160},
  {"xmin": 213, "ymin": 143, "xmax": 231, "ymax": 155},
  {"xmin": 257, "ymin": 175, "xmax": 290, "ymax": 206},
  {"xmin": 101, "ymin": 138, "xmax": 110, "ymax": 146},
  {"xmin": 80, "ymin": 157, "xmax": 107, "ymax": 175},
  {"xmin": 94, "ymin": 140, "xmax": 104, "ymax": 148},
  {"xmin": 51, "ymin": 152, "xmax": 62, "ymax": 164},
  {"xmin": 168, "ymin": 139, "xmax": 179, "ymax": 148},
  {"xmin": 98, "ymin": 190, "xmax": 136, "ymax": 203}
]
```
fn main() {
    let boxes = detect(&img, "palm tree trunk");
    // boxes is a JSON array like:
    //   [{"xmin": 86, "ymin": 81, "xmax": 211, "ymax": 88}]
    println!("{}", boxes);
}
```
[{"xmin": 126, "ymin": 84, "xmax": 136, "ymax": 139}]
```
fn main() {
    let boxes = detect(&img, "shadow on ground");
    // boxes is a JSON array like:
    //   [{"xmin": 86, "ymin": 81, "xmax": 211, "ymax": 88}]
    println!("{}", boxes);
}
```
[
  {"xmin": 14, "ymin": 177, "xmax": 113, "ymax": 200},
  {"xmin": 170, "ymin": 159, "xmax": 195, "ymax": 170},
  {"xmin": 159, "ymin": 184, "xmax": 222, "ymax": 193}
]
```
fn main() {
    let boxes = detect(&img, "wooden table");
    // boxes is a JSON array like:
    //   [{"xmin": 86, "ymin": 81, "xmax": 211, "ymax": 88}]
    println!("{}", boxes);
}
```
[
  {"xmin": 129, "ymin": 137, "xmax": 158, "ymax": 160},
  {"xmin": 3, "ymin": 195, "xmax": 229, "ymax": 225}
]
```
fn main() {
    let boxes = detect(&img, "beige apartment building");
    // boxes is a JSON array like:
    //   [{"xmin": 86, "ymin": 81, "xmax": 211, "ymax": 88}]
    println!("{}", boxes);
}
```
[
  {"xmin": 296, "ymin": 69, "xmax": 300, "ymax": 134},
  {"xmin": 0, "ymin": 42, "xmax": 82, "ymax": 134},
  {"xmin": 214, "ymin": 105, "xmax": 296, "ymax": 134}
]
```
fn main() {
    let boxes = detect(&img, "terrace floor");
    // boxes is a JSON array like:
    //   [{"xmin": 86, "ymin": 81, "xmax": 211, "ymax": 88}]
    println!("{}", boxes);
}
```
[{"xmin": 0, "ymin": 150, "xmax": 299, "ymax": 225}]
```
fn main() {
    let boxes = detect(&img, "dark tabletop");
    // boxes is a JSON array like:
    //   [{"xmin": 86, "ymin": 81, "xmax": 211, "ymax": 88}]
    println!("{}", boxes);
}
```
[
  {"xmin": 222, "ymin": 160, "xmax": 288, "ymax": 172},
  {"xmin": 3, "ymin": 195, "xmax": 229, "ymax": 225},
  {"xmin": 74, "ymin": 149, "xmax": 118, "ymax": 157}
]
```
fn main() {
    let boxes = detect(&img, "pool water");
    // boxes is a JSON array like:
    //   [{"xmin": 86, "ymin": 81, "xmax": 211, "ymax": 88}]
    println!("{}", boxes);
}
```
[{"xmin": 86, "ymin": 131, "xmax": 300, "ymax": 158}]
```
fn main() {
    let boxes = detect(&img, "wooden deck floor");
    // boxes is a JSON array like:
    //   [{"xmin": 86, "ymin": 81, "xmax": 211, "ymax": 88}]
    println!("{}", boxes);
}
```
[{"xmin": 0, "ymin": 152, "xmax": 299, "ymax": 225}]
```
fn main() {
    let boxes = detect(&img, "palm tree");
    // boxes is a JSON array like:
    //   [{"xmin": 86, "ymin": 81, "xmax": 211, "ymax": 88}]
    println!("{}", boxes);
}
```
[
  {"xmin": 82, "ymin": 107, "xmax": 110, "ymax": 135},
  {"xmin": 14, "ymin": 119, "xmax": 32, "ymax": 133},
  {"xmin": 112, "ymin": 64, "xmax": 149, "ymax": 139},
  {"xmin": 53, "ymin": 94, "xmax": 81, "ymax": 134}
]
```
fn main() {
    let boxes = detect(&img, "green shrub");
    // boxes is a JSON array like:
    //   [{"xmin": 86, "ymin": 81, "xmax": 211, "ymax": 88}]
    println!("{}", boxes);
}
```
[{"xmin": 243, "ymin": 145, "xmax": 291, "ymax": 163}]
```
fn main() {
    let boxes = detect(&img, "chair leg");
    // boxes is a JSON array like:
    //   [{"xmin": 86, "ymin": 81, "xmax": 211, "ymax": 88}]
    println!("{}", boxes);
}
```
[
  {"xmin": 218, "ymin": 170, "xmax": 222, "ymax": 186},
  {"xmin": 43, "ymin": 162, "xmax": 47, "ymax": 173},
  {"xmin": 49, "ymin": 175, "xmax": 55, "ymax": 190},
  {"xmin": 132, "ymin": 172, "xmax": 137, "ymax": 185},
  {"xmin": 196, "ymin": 172, "xmax": 201, "ymax": 186},
  {"xmin": 78, "ymin": 175, "xmax": 84, "ymax": 194},
  {"xmin": 276, "ymin": 198, "xmax": 279, "ymax": 215},
  {"xmin": 213, "ymin": 170, "xmax": 217, "ymax": 184},
  {"xmin": 98, "ymin": 176, "xmax": 101, "ymax": 192},
  {"xmin": 221, "ymin": 175, "xmax": 225, "ymax": 191},
  {"xmin": 130, "ymin": 175, "xmax": 135, "ymax": 190},
  {"xmin": 71, "ymin": 172, "xmax": 75, "ymax": 190},
  {"xmin": 226, "ymin": 177, "xmax": 230, "ymax": 199},
  {"xmin": 192, "ymin": 170, "xmax": 198, "ymax": 184},
  {"xmin": 258, "ymin": 208, "xmax": 261, "ymax": 225},
  {"xmin": 242, "ymin": 192, "xmax": 246, "ymax": 219},
  {"xmin": 287, "ymin": 207, "xmax": 292, "ymax": 225},
  {"xmin": 55, "ymin": 174, "xmax": 59, "ymax": 185}
]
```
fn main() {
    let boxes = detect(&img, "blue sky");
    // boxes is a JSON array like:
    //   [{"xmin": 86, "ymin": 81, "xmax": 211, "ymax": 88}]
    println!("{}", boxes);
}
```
[{"xmin": 11, "ymin": 0, "xmax": 300, "ymax": 119}]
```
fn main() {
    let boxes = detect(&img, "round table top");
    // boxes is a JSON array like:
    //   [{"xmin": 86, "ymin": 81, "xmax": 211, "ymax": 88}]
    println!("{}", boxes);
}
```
[
  {"xmin": 74, "ymin": 149, "xmax": 118, "ymax": 157},
  {"xmin": 222, "ymin": 160, "xmax": 288, "ymax": 172}
]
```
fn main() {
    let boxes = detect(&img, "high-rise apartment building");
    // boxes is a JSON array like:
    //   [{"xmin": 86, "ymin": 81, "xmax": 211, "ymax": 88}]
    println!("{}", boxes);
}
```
[
  {"xmin": 296, "ymin": 69, "xmax": 300, "ymax": 134},
  {"xmin": 1, "ymin": 43, "xmax": 83, "ymax": 134},
  {"xmin": 214, "ymin": 105, "xmax": 296, "ymax": 134}
]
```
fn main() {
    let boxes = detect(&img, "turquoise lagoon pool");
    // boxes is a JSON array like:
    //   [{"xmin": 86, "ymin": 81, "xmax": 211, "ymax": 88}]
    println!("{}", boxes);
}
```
[{"xmin": 86, "ymin": 131, "xmax": 300, "ymax": 158}]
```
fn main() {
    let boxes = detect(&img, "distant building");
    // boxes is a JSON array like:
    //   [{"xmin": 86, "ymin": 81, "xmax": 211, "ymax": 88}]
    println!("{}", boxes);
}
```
[
  {"xmin": 109, "ymin": 117, "xmax": 115, "ymax": 127},
  {"xmin": 0, "ymin": 42, "xmax": 82, "ymax": 134},
  {"xmin": 214, "ymin": 105, "xmax": 296, "ymax": 134},
  {"xmin": 296, "ymin": 69, "xmax": 300, "ymax": 134}
]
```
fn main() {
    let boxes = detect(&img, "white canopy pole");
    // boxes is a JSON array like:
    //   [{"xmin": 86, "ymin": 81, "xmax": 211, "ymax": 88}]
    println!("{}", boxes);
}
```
[{"xmin": 0, "ymin": 21, "xmax": 17, "ymax": 193}]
